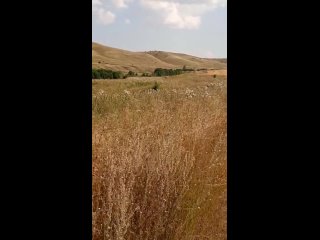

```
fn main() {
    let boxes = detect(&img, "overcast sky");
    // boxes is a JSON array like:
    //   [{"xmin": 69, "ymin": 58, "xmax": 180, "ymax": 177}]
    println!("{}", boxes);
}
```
[{"xmin": 92, "ymin": 0, "xmax": 227, "ymax": 58}]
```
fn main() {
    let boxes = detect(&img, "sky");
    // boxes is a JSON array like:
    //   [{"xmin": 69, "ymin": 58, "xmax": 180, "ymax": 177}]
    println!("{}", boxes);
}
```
[{"xmin": 92, "ymin": 0, "xmax": 227, "ymax": 58}]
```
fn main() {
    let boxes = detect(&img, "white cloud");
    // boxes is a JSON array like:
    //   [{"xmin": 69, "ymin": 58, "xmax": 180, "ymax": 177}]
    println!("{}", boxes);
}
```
[
  {"xmin": 125, "ymin": 18, "xmax": 131, "ymax": 24},
  {"xmin": 93, "ymin": 1, "xmax": 117, "ymax": 25},
  {"xmin": 112, "ymin": 0, "xmax": 133, "ymax": 8},
  {"xmin": 97, "ymin": 8, "xmax": 116, "ymax": 25},
  {"xmin": 140, "ymin": 0, "xmax": 226, "ymax": 29},
  {"xmin": 92, "ymin": 0, "xmax": 102, "ymax": 6},
  {"xmin": 93, "ymin": 0, "xmax": 134, "ymax": 25}
]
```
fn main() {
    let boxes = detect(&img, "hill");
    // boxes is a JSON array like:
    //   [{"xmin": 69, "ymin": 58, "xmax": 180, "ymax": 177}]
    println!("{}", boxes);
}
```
[{"xmin": 92, "ymin": 42, "xmax": 226, "ymax": 73}]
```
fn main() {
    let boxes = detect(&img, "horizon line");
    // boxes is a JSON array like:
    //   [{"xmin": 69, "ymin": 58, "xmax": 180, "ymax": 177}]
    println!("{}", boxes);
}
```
[{"xmin": 92, "ymin": 41, "xmax": 227, "ymax": 60}]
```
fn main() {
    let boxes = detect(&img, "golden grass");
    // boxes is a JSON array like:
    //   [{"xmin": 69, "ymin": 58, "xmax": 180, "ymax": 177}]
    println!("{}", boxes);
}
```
[{"xmin": 92, "ymin": 73, "xmax": 227, "ymax": 240}]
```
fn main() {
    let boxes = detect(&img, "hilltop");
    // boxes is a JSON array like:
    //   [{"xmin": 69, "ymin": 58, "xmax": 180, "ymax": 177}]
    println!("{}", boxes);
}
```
[{"xmin": 92, "ymin": 42, "xmax": 227, "ymax": 73}]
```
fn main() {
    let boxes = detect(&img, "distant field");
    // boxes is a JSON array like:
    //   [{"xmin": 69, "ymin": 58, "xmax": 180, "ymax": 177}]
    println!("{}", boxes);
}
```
[
  {"xmin": 92, "ymin": 72, "xmax": 227, "ymax": 240},
  {"xmin": 195, "ymin": 69, "xmax": 227, "ymax": 76},
  {"xmin": 92, "ymin": 42, "xmax": 227, "ymax": 73}
]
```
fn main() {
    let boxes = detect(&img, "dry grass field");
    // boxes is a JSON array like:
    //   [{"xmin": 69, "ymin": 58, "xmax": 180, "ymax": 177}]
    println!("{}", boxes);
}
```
[{"xmin": 92, "ymin": 72, "xmax": 227, "ymax": 240}]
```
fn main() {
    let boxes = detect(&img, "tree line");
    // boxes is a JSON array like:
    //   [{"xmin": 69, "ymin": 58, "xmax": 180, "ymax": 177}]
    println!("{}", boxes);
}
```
[
  {"xmin": 153, "ymin": 68, "xmax": 183, "ymax": 76},
  {"xmin": 92, "ymin": 69, "xmax": 124, "ymax": 79},
  {"xmin": 92, "ymin": 66, "xmax": 195, "ymax": 79}
]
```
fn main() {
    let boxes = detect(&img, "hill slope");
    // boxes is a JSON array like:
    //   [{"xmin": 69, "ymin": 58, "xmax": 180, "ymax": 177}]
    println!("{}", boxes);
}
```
[{"xmin": 92, "ymin": 42, "xmax": 226, "ymax": 73}]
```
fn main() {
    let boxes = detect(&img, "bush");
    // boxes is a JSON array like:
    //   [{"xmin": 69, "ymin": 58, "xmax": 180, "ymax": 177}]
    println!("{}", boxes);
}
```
[
  {"xmin": 123, "ymin": 70, "xmax": 139, "ymax": 78},
  {"xmin": 127, "ymin": 71, "xmax": 135, "ymax": 77},
  {"xmin": 151, "ymin": 81, "xmax": 160, "ymax": 91},
  {"xmin": 153, "ymin": 68, "xmax": 183, "ymax": 77},
  {"xmin": 142, "ymin": 72, "xmax": 151, "ymax": 77},
  {"xmin": 112, "ymin": 71, "xmax": 123, "ymax": 79},
  {"xmin": 92, "ymin": 69, "xmax": 124, "ymax": 79}
]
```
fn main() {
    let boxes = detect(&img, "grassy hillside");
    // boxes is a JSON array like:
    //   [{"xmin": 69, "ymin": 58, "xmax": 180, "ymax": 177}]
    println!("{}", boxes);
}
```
[
  {"xmin": 147, "ymin": 51, "xmax": 226, "ymax": 70},
  {"xmin": 92, "ymin": 42, "xmax": 227, "ymax": 73}
]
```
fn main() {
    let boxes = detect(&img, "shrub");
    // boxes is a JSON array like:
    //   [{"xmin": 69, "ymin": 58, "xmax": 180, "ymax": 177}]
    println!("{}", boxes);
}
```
[
  {"xmin": 153, "ymin": 68, "xmax": 183, "ymax": 77},
  {"xmin": 92, "ymin": 69, "xmax": 124, "ymax": 79},
  {"xmin": 127, "ymin": 71, "xmax": 135, "ymax": 76},
  {"xmin": 124, "ymin": 70, "xmax": 138, "ymax": 78},
  {"xmin": 112, "ymin": 71, "xmax": 123, "ymax": 79},
  {"xmin": 151, "ymin": 81, "xmax": 160, "ymax": 91},
  {"xmin": 142, "ymin": 72, "xmax": 151, "ymax": 77}
]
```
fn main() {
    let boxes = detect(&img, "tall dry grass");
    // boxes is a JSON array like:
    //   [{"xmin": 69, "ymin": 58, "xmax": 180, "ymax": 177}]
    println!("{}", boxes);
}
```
[{"xmin": 92, "ymin": 74, "xmax": 226, "ymax": 240}]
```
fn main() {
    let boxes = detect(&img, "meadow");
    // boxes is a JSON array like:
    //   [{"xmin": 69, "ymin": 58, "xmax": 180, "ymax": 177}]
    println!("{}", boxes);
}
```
[{"xmin": 92, "ymin": 72, "xmax": 227, "ymax": 240}]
